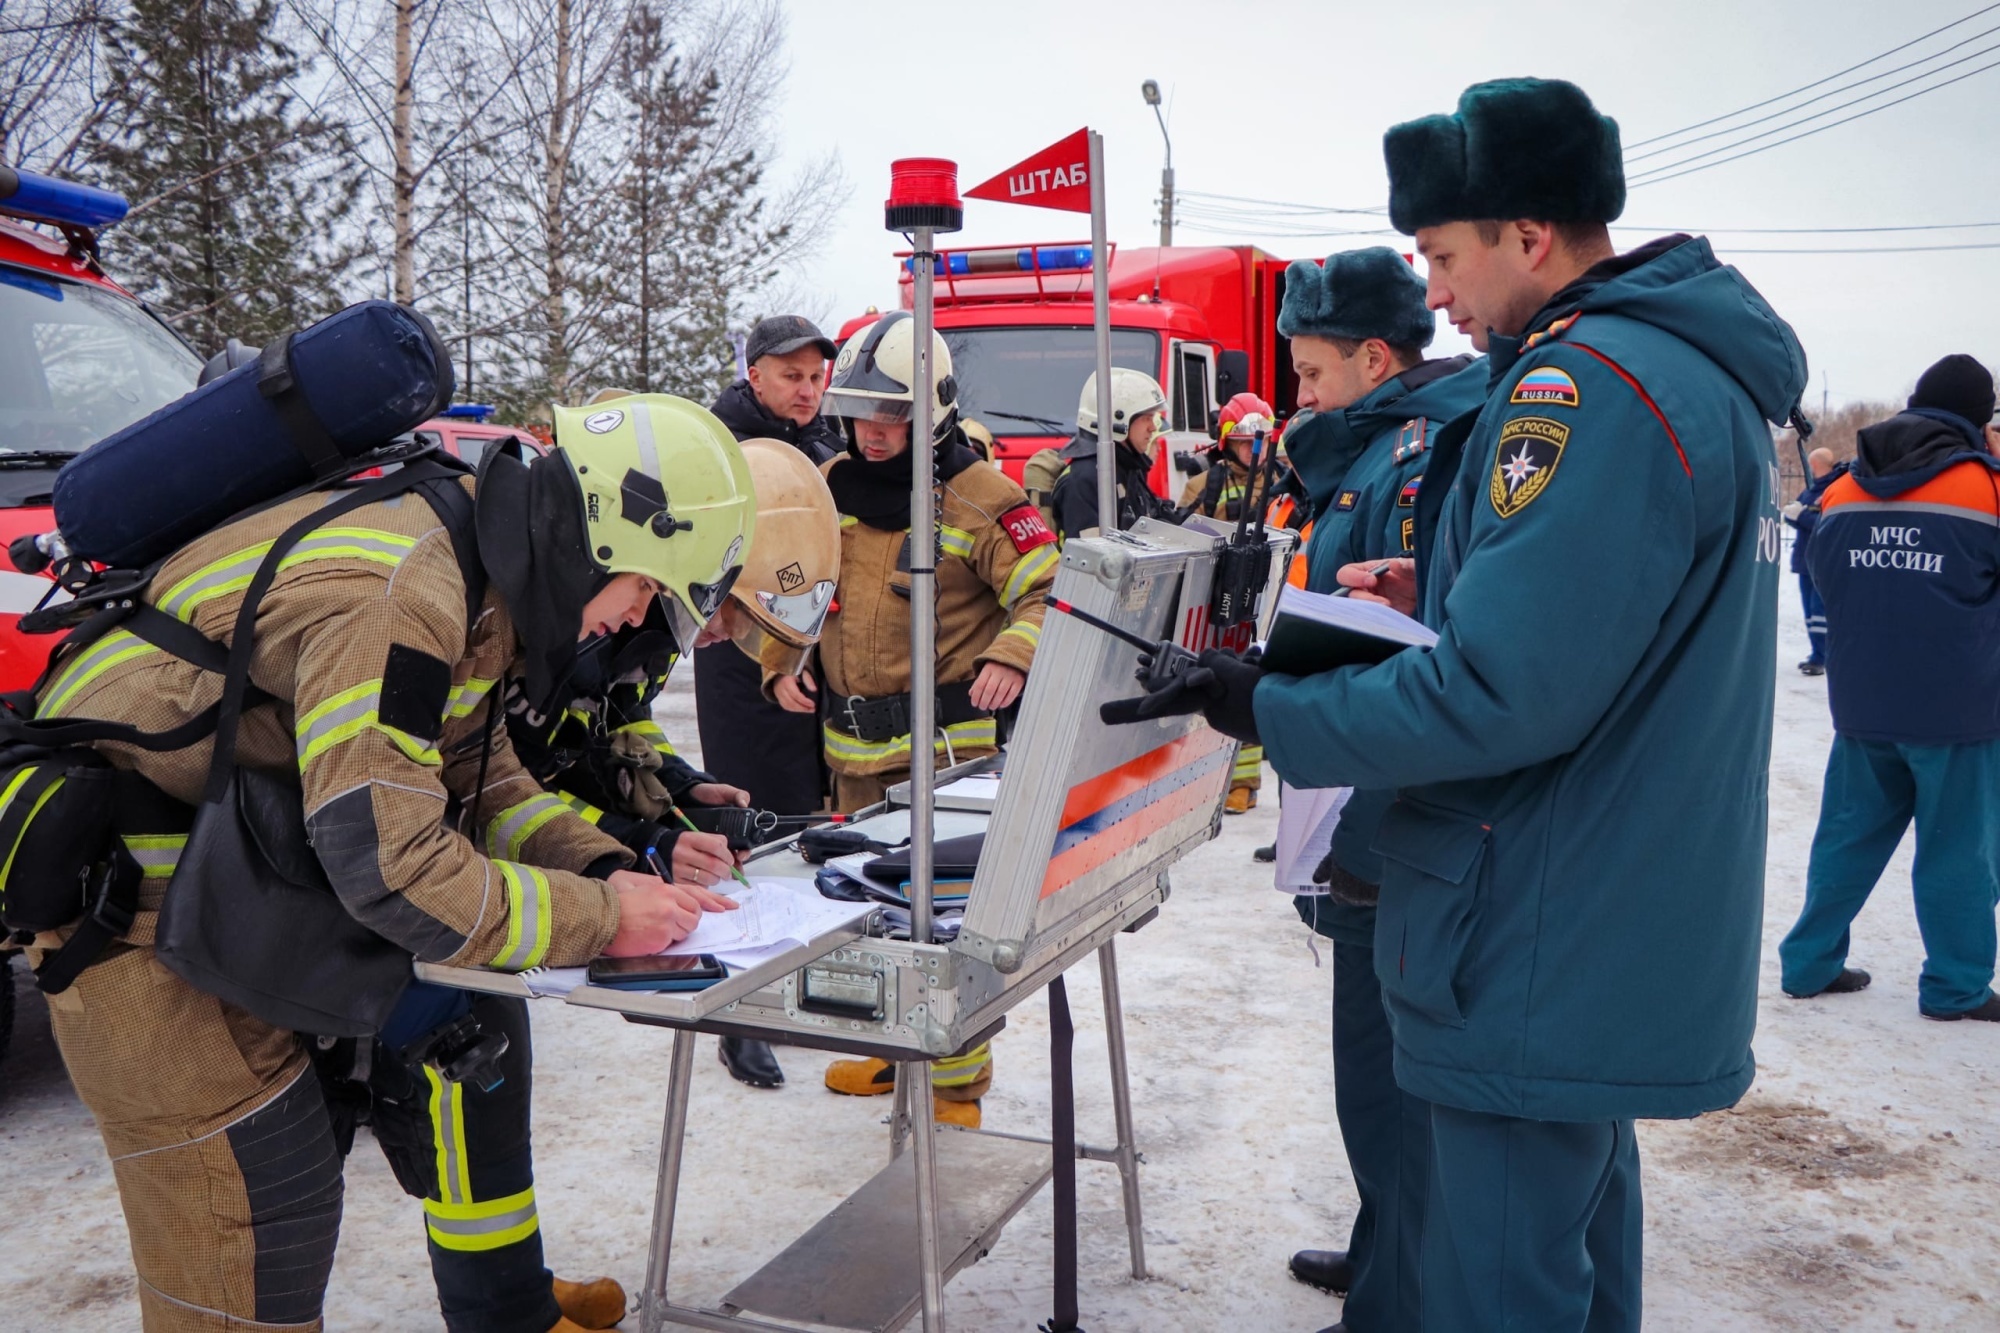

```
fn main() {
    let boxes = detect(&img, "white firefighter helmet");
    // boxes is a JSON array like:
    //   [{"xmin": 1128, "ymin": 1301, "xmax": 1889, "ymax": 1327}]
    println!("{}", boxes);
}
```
[
  {"xmin": 823, "ymin": 311, "xmax": 958, "ymax": 443},
  {"xmin": 720, "ymin": 438, "xmax": 841, "ymax": 677},
  {"xmin": 1077, "ymin": 368, "xmax": 1168, "ymax": 443}
]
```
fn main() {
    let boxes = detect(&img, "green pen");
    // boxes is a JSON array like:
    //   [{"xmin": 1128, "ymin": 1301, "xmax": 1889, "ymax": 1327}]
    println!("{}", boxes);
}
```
[{"xmin": 670, "ymin": 804, "xmax": 752, "ymax": 888}]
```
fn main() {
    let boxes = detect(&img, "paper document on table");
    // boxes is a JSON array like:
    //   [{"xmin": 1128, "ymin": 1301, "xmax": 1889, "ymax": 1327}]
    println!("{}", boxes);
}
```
[
  {"xmin": 1273, "ymin": 783, "xmax": 1353, "ymax": 894},
  {"xmin": 662, "ymin": 877, "xmax": 870, "ymax": 964},
  {"xmin": 933, "ymin": 772, "xmax": 1003, "ymax": 812}
]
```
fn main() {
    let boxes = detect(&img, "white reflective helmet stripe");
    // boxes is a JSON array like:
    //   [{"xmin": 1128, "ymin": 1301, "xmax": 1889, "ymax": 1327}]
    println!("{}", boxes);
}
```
[{"xmin": 630, "ymin": 402, "xmax": 662, "ymax": 482}]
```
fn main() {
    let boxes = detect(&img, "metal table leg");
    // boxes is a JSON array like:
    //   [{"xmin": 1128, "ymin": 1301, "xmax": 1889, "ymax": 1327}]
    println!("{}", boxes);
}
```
[
  {"xmin": 1097, "ymin": 940, "xmax": 1148, "ymax": 1280},
  {"xmin": 641, "ymin": 1030, "xmax": 699, "ymax": 1333},
  {"xmin": 907, "ymin": 1058, "xmax": 946, "ymax": 1332},
  {"xmin": 890, "ymin": 1067, "xmax": 914, "ymax": 1161}
]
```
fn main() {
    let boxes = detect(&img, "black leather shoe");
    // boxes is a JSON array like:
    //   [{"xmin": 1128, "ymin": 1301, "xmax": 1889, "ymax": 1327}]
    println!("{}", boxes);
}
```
[
  {"xmin": 1798, "ymin": 659, "xmax": 1826, "ymax": 676},
  {"xmin": 1784, "ymin": 967, "xmax": 1870, "ymax": 999},
  {"xmin": 1253, "ymin": 844, "xmax": 1277, "ymax": 863},
  {"xmin": 719, "ymin": 1037, "xmax": 784, "ymax": 1087},
  {"xmin": 1289, "ymin": 1249, "xmax": 1353, "ymax": 1296},
  {"xmin": 1922, "ymin": 993, "xmax": 2000, "ymax": 1022}
]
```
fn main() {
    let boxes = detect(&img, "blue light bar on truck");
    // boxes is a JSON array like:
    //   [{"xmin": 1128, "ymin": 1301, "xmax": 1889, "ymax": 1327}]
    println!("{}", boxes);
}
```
[
  {"xmin": 903, "ymin": 245, "xmax": 1095, "ymax": 276},
  {"xmin": 0, "ymin": 165, "xmax": 129, "ymax": 230},
  {"xmin": 440, "ymin": 403, "xmax": 496, "ymax": 421}
]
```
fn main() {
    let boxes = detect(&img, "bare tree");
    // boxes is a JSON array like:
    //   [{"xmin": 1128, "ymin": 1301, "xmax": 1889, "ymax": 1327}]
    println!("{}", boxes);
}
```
[
  {"xmin": 287, "ymin": 0, "xmax": 541, "ymax": 306},
  {"xmin": 0, "ymin": 0, "xmax": 116, "ymax": 171}
]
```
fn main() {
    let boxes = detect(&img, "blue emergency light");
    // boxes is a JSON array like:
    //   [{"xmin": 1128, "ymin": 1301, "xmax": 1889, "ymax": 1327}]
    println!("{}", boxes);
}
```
[
  {"xmin": 440, "ymin": 403, "xmax": 496, "ymax": 421},
  {"xmin": 904, "ymin": 245, "xmax": 1096, "ymax": 277},
  {"xmin": 0, "ymin": 165, "xmax": 129, "ymax": 230}
]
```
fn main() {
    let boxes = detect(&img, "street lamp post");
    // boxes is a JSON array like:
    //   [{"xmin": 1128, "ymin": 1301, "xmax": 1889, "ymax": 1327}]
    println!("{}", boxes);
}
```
[{"xmin": 1142, "ymin": 78, "xmax": 1172, "ymax": 248}]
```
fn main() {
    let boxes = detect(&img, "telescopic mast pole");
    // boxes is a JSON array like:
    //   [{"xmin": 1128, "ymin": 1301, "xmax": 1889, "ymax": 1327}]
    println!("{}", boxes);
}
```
[{"xmin": 884, "ymin": 158, "xmax": 963, "ymax": 1333}]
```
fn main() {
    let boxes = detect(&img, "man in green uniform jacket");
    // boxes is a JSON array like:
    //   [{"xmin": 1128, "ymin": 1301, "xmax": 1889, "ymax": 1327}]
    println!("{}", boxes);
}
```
[
  {"xmin": 1107, "ymin": 79, "xmax": 1808, "ymax": 1330},
  {"xmin": 1273, "ymin": 245, "xmax": 1488, "ymax": 1333}
]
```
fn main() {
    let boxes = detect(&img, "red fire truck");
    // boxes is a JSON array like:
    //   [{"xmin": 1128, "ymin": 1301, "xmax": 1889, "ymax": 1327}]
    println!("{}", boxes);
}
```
[
  {"xmin": 0, "ymin": 167, "xmax": 206, "ymax": 693},
  {"xmin": 836, "ymin": 241, "xmax": 1303, "ymax": 488}
]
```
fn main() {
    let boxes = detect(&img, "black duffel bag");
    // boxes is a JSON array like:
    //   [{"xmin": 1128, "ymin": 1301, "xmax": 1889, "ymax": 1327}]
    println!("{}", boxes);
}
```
[{"xmin": 155, "ymin": 766, "xmax": 411, "ymax": 1037}]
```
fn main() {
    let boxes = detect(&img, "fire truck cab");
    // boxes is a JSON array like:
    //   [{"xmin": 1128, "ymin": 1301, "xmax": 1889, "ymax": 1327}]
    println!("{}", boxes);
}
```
[
  {"xmin": 0, "ymin": 167, "xmax": 205, "ymax": 691},
  {"xmin": 838, "ymin": 241, "xmax": 1300, "ymax": 492}
]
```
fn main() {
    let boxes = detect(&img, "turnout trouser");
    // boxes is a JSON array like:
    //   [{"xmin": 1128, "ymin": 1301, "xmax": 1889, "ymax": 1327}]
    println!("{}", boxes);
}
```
[
  {"xmin": 1420, "ymin": 1107, "xmax": 1642, "ymax": 1333},
  {"xmin": 367, "ymin": 994, "xmax": 561, "ymax": 1333},
  {"xmin": 1332, "ymin": 940, "xmax": 1427, "ymax": 1333},
  {"xmin": 1780, "ymin": 734, "xmax": 2000, "ymax": 1014},
  {"xmin": 42, "ymin": 944, "xmax": 343, "ymax": 1332},
  {"xmin": 1231, "ymin": 742, "xmax": 1265, "ymax": 795}
]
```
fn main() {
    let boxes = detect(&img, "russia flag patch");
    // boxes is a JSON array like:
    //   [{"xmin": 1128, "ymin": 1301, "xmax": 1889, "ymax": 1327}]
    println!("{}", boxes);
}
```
[{"xmin": 1510, "ymin": 366, "xmax": 1580, "ymax": 408}]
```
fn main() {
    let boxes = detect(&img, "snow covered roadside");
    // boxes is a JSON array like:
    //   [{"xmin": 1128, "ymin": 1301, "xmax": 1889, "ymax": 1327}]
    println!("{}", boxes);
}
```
[{"xmin": 3, "ymin": 605, "xmax": 1995, "ymax": 1331}]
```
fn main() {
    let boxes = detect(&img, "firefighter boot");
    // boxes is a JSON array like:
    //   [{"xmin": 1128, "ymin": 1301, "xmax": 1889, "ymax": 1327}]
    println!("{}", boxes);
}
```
[
  {"xmin": 825, "ymin": 1056, "xmax": 898, "ymax": 1096},
  {"xmin": 553, "ymin": 1275, "xmax": 628, "ymax": 1329},
  {"xmin": 934, "ymin": 1097, "xmax": 982, "ymax": 1130},
  {"xmin": 1225, "ymin": 785, "xmax": 1257, "ymax": 814}
]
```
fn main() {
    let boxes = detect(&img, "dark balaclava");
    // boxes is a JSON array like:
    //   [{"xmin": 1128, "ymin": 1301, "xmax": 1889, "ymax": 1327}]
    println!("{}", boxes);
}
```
[
  {"xmin": 824, "ymin": 422, "xmax": 981, "ymax": 531},
  {"xmin": 475, "ymin": 440, "xmax": 613, "ymax": 712},
  {"xmin": 1909, "ymin": 353, "xmax": 1996, "ymax": 428}
]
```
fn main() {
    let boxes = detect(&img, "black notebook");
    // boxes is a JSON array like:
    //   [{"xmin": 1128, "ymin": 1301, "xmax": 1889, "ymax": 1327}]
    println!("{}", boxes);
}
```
[{"xmin": 1258, "ymin": 586, "xmax": 1439, "ymax": 676}]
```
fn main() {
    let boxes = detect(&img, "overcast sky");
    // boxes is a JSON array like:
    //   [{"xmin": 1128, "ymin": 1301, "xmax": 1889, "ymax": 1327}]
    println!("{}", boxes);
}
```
[{"xmin": 764, "ymin": 0, "xmax": 1999, "ymax": 412}]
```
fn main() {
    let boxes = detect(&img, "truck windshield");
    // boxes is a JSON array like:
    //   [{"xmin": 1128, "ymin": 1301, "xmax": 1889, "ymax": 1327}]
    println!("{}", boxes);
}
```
[
  {"xmin": 941, "ymin": 326, "xmax": 1160, "ymax": 438},
  {"xmin": 0, "ymin": 263, "xmax": 201, "ymax": 456}
]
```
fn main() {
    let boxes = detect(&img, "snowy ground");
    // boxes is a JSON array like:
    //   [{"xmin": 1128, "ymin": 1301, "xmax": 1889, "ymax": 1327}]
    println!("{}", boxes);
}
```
[{"xmin": 5, "ymin": 604, "xmax": 1998, "ymax": 1331}]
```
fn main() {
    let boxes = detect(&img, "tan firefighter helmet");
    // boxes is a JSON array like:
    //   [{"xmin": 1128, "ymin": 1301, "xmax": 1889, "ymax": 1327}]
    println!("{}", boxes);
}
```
[{"xmin": 718, "ymin": 438, "xmax": 841, "ymax": 676}]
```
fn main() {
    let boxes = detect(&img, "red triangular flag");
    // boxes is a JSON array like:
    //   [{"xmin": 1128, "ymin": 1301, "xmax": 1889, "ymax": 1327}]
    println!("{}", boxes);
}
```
[{"xmin": 965, "ymin": 129, "xmax": 1093, "ymax": 214}]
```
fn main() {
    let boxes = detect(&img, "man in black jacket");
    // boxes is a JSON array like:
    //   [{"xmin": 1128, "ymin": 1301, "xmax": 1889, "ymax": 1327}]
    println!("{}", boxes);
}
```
[
  {"xmin": 698, "ymin": 315, "xmax": 840, "ymax": 1087},
  {"xmin": 707, "ymin": 316, "xmax": 846, "ymax": 466}
]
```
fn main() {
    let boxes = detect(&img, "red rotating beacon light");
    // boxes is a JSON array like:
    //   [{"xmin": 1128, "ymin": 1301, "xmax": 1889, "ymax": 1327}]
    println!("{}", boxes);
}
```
[{"xmin": 885, "ymin": 157, "xmax": 963, "ymax": 234}]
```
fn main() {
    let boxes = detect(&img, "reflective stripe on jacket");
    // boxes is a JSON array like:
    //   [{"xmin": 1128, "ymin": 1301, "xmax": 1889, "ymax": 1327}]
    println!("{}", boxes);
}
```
[{"xmin": 39, "ymin": 477, "xmax": 627, "ymax": 971}]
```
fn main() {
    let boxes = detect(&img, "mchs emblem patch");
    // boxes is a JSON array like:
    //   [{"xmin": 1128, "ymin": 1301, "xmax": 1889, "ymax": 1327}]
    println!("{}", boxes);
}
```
[{"xmin": 1489, "ymin": 417, "xmax": 1570, "ymax": 519}]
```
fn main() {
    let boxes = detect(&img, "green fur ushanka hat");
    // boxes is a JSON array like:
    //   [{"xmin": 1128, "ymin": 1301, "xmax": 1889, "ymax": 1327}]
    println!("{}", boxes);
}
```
[
  {"xmin": 1384, "ymin": 78, "xmax": 1625, "ymax": 234},
  {"xmin": 1277, "ymin": 247, "xmax": 1435, "ymax": 350}
]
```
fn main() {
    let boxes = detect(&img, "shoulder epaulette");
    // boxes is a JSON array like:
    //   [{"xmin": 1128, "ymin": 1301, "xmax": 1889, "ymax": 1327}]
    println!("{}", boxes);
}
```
[
  {"xmin": 1391, "ymin": 417, "xmax": 1431, "ymax": 464},
  {"xmin": 1520, "ymin": 312, "xmax": 1581, "ymax": 352}
]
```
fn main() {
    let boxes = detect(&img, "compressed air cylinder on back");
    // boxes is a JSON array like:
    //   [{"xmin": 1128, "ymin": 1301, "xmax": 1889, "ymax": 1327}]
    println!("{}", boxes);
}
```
[{"xmin": 52, "ymin": 300, "xmax": 454, "ymax": 569}]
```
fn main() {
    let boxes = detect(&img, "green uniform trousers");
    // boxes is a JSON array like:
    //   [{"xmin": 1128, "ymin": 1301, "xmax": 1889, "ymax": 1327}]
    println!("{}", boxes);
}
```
[
  {"xmin": 1780, "ymin": 734, "xmax": 2000, "ymax": 1015},
  {"xmin": 1420, "ymin": 1107, "xmax": 1641, "ymax": 1333}
]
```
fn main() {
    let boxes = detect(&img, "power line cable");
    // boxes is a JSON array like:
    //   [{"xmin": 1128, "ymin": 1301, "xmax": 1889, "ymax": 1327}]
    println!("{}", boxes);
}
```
[
  {"xmin": 1624, "ymin": 1, "xmax": 2000, "ymax": 148},
  {"xmin": 1714, "ymin": 241, "xmax": 2000, "ymax": 253},
  {"xmin": 1614, "ymin": 220, "xmax": 2000, "ymax": 233},
  {"xmin": 1625, "ymin": 23, "xmax": 2000, "ymax": 164},
  {"xmin": 1631, "ymin": 42, "xmax": 2000, "ymax": 180},
  {"xmin": 1631, "ymin": 54, "xmax": 2000, "ymax": 186}
]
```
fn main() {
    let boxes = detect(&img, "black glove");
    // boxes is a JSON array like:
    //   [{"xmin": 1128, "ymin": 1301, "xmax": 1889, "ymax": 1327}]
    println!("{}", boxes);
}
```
[
  {"xmin": 616, "ymin": 820, "xmax": 680, "ymax": 871},
  {"xmin": 1099, "ymin": 647, "xmax": 1263, "ymax": 745}
]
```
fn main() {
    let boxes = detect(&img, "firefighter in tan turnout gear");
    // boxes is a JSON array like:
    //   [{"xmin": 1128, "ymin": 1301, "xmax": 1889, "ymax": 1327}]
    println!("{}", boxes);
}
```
[
  {"xmin": 27, "ymin": 395, "xmax": 751, "ymax": 1333},
  {"xmin": 772, "ymin": 312, "xmax": 1059, "ymax": 1127}
]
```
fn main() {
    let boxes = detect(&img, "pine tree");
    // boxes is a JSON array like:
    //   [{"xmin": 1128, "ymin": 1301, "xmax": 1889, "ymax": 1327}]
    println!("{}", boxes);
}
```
[
  {"xmin": 603, "ymin": 1, "xmax": 786, "ymax": 399},
  {"xmin": 85, "ymin": 0, "xmax": 360, "ymax": 355}
]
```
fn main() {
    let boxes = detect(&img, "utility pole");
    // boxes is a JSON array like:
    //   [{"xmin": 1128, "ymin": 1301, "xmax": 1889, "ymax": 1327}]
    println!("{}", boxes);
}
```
[{"xmin": 1142, "ymin": 79, "xmax": 1172, "ymax": 247}]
